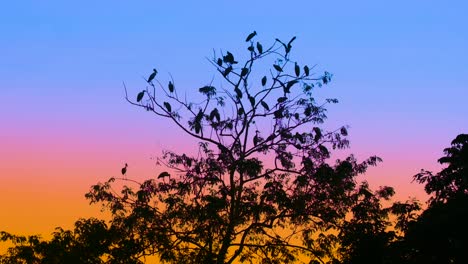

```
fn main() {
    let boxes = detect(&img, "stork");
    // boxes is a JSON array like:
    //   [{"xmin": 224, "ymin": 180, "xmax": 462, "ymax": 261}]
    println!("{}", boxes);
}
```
[
  {"xmin": 253, "ymin": 130, "xmax": 261, "ymax": 147},
  {"xmin": 121, "ymin": 163, "xmax": 128, "ymax": 176}
]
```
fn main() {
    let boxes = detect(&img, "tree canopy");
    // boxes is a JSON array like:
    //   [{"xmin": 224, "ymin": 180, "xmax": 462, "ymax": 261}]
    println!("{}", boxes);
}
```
[
  {"xmin": 1, "ymin": 32, "xmax": 430, "ymax": 264},
  {"xmin": 414, "ymin": 134, "xmax": 468, "ymax": 203},
  {"xmin": 84, "ymin": 32, "xmax": 415, "ymax": 263},
  {"xmin": 393, "ymin": 134, "xmax": 468, "ymax": 263}
]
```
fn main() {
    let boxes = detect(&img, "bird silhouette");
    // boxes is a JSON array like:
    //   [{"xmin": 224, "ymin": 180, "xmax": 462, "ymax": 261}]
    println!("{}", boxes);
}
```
[
  {"xmin": 147, "ymin": 69, "xmax": 157, "ymax": 83},
  {"xmin": 121, "ymin": 163, "xmax": 128, "ymax": 176},
  {"xmin": 158, "ymin": 171, "xmax": 170, "ymax": 179},
  {"xmin": 245, "ymin": 31, "xmax": 257, "ymax": 42},
  {"xmin": 253, "ymin": 130, "xmax": 262, "ymax": 147}
]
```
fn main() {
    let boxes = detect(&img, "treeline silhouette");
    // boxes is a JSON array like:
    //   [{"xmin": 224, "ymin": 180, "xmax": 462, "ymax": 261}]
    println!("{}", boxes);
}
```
[{"xmin": 1, "ymin": 33, "xmax": 467, "ymax": 263}]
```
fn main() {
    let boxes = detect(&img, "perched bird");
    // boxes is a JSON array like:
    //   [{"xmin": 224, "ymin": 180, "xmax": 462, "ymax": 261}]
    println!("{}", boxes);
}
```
[
  {"xmin": 245, "ymin": 31, "xmax": 257, "ymax": 42},
  {"xmin": 253, "ymin": 130, "xmax": 262, "ymax": 147},
  {"xmin": 121, "ymin": 163, "xmax": 128, "ymax": 176},
  {"xmin": 158, "ymin": 171, "xmax": 170, "ymax": 179},
  {"xmin": 147, "ymin": 69, "xmax": 157, "ymax": 83}
]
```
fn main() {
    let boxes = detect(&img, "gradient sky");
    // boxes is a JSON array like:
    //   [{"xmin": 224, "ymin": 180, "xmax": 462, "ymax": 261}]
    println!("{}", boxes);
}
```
[{"xmin": 1, "ymin": 0, "xmax": 467, "ymax": 237}]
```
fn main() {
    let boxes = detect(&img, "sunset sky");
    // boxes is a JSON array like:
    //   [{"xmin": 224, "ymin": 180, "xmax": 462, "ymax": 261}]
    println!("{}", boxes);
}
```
[{"xmin": 1, "ymin": 0, "xmax": 467, "ymax": 238}]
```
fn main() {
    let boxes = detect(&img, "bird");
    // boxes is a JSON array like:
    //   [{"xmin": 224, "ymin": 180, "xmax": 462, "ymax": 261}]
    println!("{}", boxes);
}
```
[
  {"xmin": 157, "ymin": 171, "xmax": 170, "ymax": 179},
  {"xmin": 121, "ymin": 163, "xmax": 128, "ymax": 176},
  {"xmin": 253, "ymin": 130, "xmax": 261, "ymax": 147},
  {"xmin": 245, "ymin": 31, "xmax": 257, "ymax": 42},
  {"xmin": 147, "ymin": 69, "xmax": 157, "ymax": 83}
]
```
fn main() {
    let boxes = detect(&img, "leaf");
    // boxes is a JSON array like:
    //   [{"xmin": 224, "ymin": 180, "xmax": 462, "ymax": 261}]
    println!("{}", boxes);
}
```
[
  {"xmin": 247, "ymin": 45, "xmax": 254, "ymax": 52},
  {"xmin": 248, "ymin": 96, "xmax": 255, "ymax": 107},
  {"xmin": 261, "ymin": 76, "xmax": 267, "ymax": 86},
  {"xmin": 295, "ymin": 63, "xmax": 300, "ymax": 77},
  {"xmin": 234, "ymin": 87, "xmax": 242, "ymax": 99},
  {"xmin": 163, "ymin": 102, "xmax": 172, "ymax": 112},
  {"xmin": 303, "ymin": 84, "xmax": 313, "ymax": 93},
  {"xmin": 158, "ymin": 171, "xmax": 170, "ymax": 179},
  {"xmin": 136, "ymin": 91, "xmax": 145, "ymax": 102},
  {"xmin": 217, "ymin": 58, "xmax": 223, "ymax": 66},
  {"xmin": 261, "ymin": 101, "xmax": 270, "ymax": 111},
  {"xmin": 245, "ymin": 31, "xmax": 257, "ymax": 42},
  {"xmin": 273, "ymin": 64, "xmax": 283, "ymax": 72},
  {"xmin": 147, "ymin": 69, "xmax": 157, "ymax": 83},
  {"xmin": 199, "ymin": 86, "xmax": 216, "ymax": 98},
  {"xmin": 322, "ymin": 71, "xmax": 332, "ymax": 84},
  {"xmin": 238, "ymin": 107, "xmax": 244, "ymax": 116},
  {"xmin": 168, "ymin": 81, "xmax": 174, "ymax": 93},
  {"xmin": 322, "ymin": 76, "xmax": 329, "ymax": 84},
  {"xmin": 304, "ymin": 65, "xmax": 310, "ymax": 76},
  {"xmin": 257, "ymin": 42, "xmax": 263, "ymax": 54},
  {"xmin": 241, "ymin": 68, "xmax": 249, "ymax": 77}
]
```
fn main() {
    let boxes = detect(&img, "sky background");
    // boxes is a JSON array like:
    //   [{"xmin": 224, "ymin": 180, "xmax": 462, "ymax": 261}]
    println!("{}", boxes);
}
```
[{"xmin": 1, "ymin": 0, "xmax": 467, "ymax": 237}]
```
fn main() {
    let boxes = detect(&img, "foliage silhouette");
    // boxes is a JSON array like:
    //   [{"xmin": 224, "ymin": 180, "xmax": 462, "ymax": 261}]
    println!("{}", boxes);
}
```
[
  {"xmin": 0, "ymin": 218, "xmax": 145, "ymax": 264},
  {"xmin": 337, "ymin": 185, "xmax": 419, "ymax": 264},
  {"xmin": 83, "ymin": 32, "xmax": 416, "ymax": 263},
  {"xmin": 0, "ymin": 32, "xmax": 421, "ymax": 264},
  {"xmin": 391, "ymin": 134, "xmax": 468, "ymax": 263},
  {"xmin": 414, "ymin": 134, "xmax": 468, "ymax": 204}
]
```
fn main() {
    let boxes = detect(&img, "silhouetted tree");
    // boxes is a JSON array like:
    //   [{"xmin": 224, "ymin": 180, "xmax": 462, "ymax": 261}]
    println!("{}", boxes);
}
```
[
  {"xmin": 414, "ymin": 134, "xmax": 468, "ymax": 204},
  {"xmin": 0, "ymin": 217, "xmax": 163, "ymax": 264},
  {"xmin": 337, "ymin": 184, "xmax": 420, "ymax": 264},
  {"xmin": 1, "ymin": 218, "xmax": 111, "ymax": 264},
  {"xmin": 83, "ymin": 32, "xmax": 415, "ymax": 264},
  {"xmin": 1, "ymin": 33, "xmax": 420, "ymax": 264},
  {"xmin": 392, "ymin": 134, "xmax": 468, "ymax": 263}
]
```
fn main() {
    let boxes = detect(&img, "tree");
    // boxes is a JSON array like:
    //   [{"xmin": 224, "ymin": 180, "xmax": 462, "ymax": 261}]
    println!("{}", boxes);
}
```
[
  {"xmin": 337, "ymin": 184, "xmax": 420, "ymax": 264},
  {"xmin": 1, "ymin": 218, "xmax": 113, "ymax": 264},
  {"xmin": 0, "ymin": 217, "xmax": 163, "ymax": 264},
  {"xmin": 1, "ymin": 32, "xmax": 418, "ymax": 263},
  {"xmin": 84, "ymin": 32, "xmax": 413, "ymax": 264},
  {"xmin": 393, "ymin": 134, "xmax": 468, "ymax": 263},
  {"xmin": 414, "ymin": 134, "xmax": 468, "ymax": 204}
]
